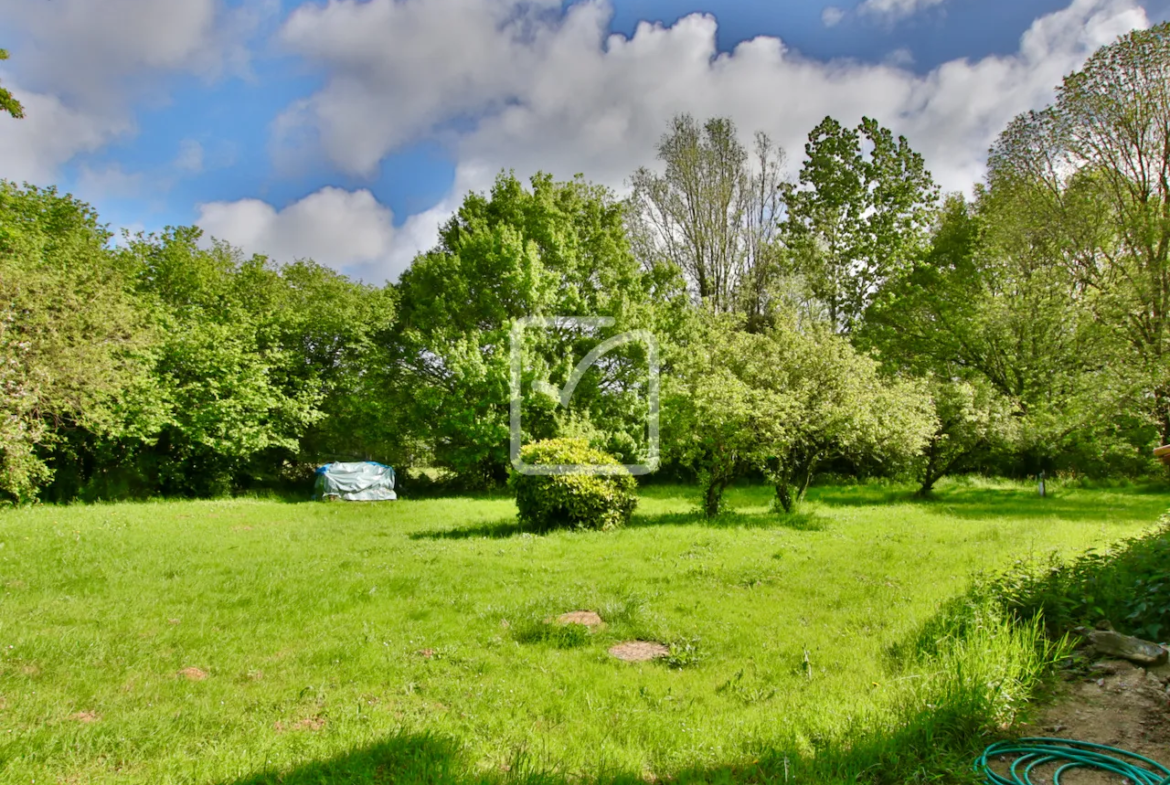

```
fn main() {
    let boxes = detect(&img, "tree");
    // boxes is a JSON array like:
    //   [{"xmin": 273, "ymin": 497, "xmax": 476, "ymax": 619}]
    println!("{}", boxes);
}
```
[
  {"xmin": 111, "ymin": 227, "xmax": 326, "ymax": 497},
  {"xmin": 859, "ymin": 192, "xmax": 1104, "ymax": 482},
  {"xmin": 744, "ymin": 317, "xmax": 934, "ymax": 512},
  {"xmin": 392, "ymin": 171, "xmax": 669, "ymax": 486},
  {"xmin": 0, "ymin": 50, "xmax": 24, "ymax": 120},
  {"xmin": 778, "ymin": 116, "xmax": 939, "ymax": 334},
  {"xmin": 0, "ymin": 182, "xmax": 152, "ymax": 501},
  {"xmin": 987, "ymin": 22, "xmax": 1170, "ymax": 446},
  {"xmin": 664, "ymin": 310, "xmax": 932, "ymax": 515},
  {"xmin": 913, "ymin": 377, "xmax": 1019, "ymax": 496},
  {"xmin": 662, "ymin": 312, "xmax": 786, "ymax": 516},
  {"xmin": 627, "ymin": 115, "xmax": 786, "ymax": 323}
]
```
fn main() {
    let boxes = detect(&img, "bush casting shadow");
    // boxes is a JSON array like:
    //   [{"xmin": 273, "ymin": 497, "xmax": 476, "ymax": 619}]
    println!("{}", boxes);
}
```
[
  {"xmin": 627, "ymin": 509, "xmax": 828, "ymax": 531},
  {"xmin": 409, "ymin": 518, "xmax": 524, "ymax": 540}
]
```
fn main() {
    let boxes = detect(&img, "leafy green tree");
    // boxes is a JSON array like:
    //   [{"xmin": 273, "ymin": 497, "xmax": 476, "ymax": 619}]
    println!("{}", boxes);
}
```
[
  {"xmin": 662, "ymin": 312, "xmax": 786, "ymax": 516},
  {"xmin": 744, "ymin": 318, "xmax": 935, "ymax": 512},
  {"xmin": 112, "ymin": 228, "xmax": 326, "ymax": 496},
  {"xmin": 987, "ymin": 22, "xmax": 1170, "ymax": 447},
  {"xmin": 914, "ymin": 377, "xmax": 1020, "ymax": 496},
  {"xmin": 226, "ymin": 256, "xmax": 401, "ymax": 469},
  {"xmin": 392, "ymin": 171, "xmax": 671, "ymax": 486},
  {"xmin": 860, "ymin": 192, "xmax": 1103, "ymax": 482},
  {"xmin": 0, "ymin": 182, "xmax": 153, "ymax": 501},
  {"xmin": 664, "ymin": 310, "xmax": 931, "ymax": 515},
  {"xmin": 0, "ymin": 50, "xmax": 24, "ymax": 119},
  {"xmin": 778, "ymin": 116, "xmax": 939, "ymax": 334}
]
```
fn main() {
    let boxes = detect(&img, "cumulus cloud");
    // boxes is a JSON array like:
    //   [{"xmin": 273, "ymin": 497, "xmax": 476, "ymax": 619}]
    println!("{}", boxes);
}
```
[
  {"xmin": 196, "ymin": 187, "xmax": 399, "ymax": 281},
  {"xmin": 260, "ymin": 0, "xmax": 1146, "ymax": 283},
  {"xmin": 0, "ymin": 83, "xmax": 133, "ymax": 185},
  {"xmin": 0, "ymin": 0, "xmax": 272, "ymax": 186},
  {"xmin": 76, "ymin": 163, "xmax": 146, "ymax": 201}
]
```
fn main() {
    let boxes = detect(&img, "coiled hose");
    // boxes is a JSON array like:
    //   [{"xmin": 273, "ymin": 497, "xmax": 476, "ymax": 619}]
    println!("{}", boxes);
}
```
[{"xmin": 975, "ymin": 738, "xmax": 1170, "ymax": 784}]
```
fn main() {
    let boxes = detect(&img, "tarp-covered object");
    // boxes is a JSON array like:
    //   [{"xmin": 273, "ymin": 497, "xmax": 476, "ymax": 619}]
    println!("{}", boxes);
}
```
[{"xmin": 314, "ymin": 462, "xmax": 397, "ymax": 501}]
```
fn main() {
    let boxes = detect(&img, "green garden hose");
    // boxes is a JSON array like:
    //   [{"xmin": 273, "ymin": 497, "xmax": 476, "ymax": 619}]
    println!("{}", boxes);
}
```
[{"xmin": 976, "ymin": 738, "xmax": 1170, "ymax": 784}]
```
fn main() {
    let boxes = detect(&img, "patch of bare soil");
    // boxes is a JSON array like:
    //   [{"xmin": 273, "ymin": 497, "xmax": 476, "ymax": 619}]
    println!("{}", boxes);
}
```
[
  {"xmin": 608, "ymin": 641, "xmax": 669, "ymax": 662},
  {"xmin": 550, "ymin": 611, "xmax": 605, "ymax": 629},
  {"xmin": 70, "ymin": 711, "xmax": 100, "ymax": 723},
  {"xmin": 178, "ymin": 667, "xmax": 207, "ymax": 681},
  {"xmin": 1001, "ymin": 660, "xmax": 1170, "ymax": 784},
  {"xmin": 274, "ymin": 716, "xmax": 326, "ymax": 733}
]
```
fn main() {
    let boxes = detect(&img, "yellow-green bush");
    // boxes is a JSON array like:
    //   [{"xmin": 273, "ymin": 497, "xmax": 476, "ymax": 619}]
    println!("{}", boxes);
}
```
[{"xmin": 508, "ymin": 438, "xmax": 637, "ymax": 532}]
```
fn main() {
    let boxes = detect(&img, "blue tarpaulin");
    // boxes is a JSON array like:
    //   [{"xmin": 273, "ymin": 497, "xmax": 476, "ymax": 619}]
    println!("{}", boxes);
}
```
[{"xmin": 313, "ymin": 461, "xmax": 397, "ymax": 501}]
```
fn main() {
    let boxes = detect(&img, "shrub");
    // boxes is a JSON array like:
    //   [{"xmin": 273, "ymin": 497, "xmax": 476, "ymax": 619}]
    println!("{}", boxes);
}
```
[
  {"xmin": 986, "ymin": 513, "xmax": 1170, "ymax": 641},
  {"xmin": 508, "ymin": 438, "xmax": 637, "ymax": 532}
]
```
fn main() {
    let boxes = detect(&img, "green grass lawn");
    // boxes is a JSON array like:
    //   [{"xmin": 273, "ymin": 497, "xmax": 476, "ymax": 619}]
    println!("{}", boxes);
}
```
[{"xmin": 0, "ymin": 479, "xmax": 1166, "ymax": 784}]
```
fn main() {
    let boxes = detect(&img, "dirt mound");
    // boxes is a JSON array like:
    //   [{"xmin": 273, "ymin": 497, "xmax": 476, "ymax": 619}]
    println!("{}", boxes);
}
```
[
  {"xmin": 551, "ymin": 611, "xmax": 604, "ymax": 629},
  {"xmin": 178, "ymin": 667, "xmax": 207, "ymax": 681},
  {"xmin": 608, "ymin": 641, "xmax": 669, "ymax": 662}
]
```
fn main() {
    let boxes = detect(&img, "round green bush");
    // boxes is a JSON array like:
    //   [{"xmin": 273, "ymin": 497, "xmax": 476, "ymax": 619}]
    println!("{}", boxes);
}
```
[{"xmin": 508, "ymin": 438, "xmax": 638, "ymax": 532}]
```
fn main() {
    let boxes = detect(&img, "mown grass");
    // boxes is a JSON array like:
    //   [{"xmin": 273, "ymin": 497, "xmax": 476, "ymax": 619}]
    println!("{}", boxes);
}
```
[{"xmin": 0, "ymin": 478, "xmax": 1165, "ymax": 784}]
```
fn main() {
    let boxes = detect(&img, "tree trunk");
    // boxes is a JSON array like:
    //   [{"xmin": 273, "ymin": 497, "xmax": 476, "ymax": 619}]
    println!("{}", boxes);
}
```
[
  {"xmin": 1157, "ymin": 384, "xmax": 1170, "ymax": 448},
  {"xmin": 774, "ymin": 481, "xmax": 795, "ymax": 513},
  {"xmin": 704, "ymin": 478, "xmax": 725, "ymax": 517},
  {"xmin": 916, "ymin": 476, "xmax": 936, "ymax": 497}
]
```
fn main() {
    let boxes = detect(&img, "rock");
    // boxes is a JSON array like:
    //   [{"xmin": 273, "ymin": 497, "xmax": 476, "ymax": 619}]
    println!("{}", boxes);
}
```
[
  {"xmin": 1145, "ymin": 661, "xmax": 1170, "ymax": 684},
  {"xmin": 1086, "ymin": 631, "xmax": 1169, "ymax": 666}
]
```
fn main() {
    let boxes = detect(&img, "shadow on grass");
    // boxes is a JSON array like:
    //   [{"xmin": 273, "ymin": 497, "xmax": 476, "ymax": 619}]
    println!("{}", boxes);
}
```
[
  {"xmin": 409, "ymin": 518, "xmax": 523, "ymax": 540},
  {"xmin": 807, "ymin": 481, "xmax": 1169, "ymax": 525},
  {"xmin": 211, "ymin": 698, "xmax": 992, "ymax": 785},
  {"xmin": 410, "ymin": 510, "xmax": 828, "ymax": 540},
  {"xmin": 908, "ymin": 486, "xmax": 1169, "ymax": 523},
  {"xmin": 628, "ymin": 509, "xmax": 828, "ymax": 531}
]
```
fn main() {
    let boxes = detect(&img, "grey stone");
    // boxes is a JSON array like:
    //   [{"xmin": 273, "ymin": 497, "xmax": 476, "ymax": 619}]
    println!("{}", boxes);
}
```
[{"xmin": 1086, "ymin": 630, "xmax": 1169, "ymax": 666}]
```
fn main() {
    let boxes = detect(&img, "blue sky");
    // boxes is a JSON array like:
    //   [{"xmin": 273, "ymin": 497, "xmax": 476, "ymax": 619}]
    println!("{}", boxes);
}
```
[{"xmin": 0, "ymin": 0, "xmax": 1161, "ymax": 283}]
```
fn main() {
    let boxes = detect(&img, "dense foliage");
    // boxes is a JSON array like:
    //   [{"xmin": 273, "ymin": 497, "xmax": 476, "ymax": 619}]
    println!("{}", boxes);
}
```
[
  {"xmin": 3, "ymin": 24, "xmax": 1170, "ymax": 503},
  {"xmin": 988, "ymin": 514, "xmax": 1170, "ymax": 642},
  {"xmin": 508, "ymin": 438, "xmax": 638, "ymax": 532}
]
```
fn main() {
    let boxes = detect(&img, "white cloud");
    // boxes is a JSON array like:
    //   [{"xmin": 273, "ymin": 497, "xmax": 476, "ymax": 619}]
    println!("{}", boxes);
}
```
[
  {"xmin": 0, "ymin": 82, "xmax": 133, "ymax": 185},
  {"xmin": 175, "ymin": 140, "xmax": 205, "ymax": 174},
  {"xmin": 822, "ymin": 7, "xmax": 846, "ymax": 27},
  {"xmin": 196, "ymin": 187, "xmax": 400, "ymax": 281},
  {"xmin": 857, "ymin": 0, "xmax": 948, "ymax": 23},
  {"xmin": 0, "ymin": 0, "xmax": 272, "ymax": 186},
  {"xmin": 261, "ymin": 0, "xmax": 1147, "ymax": 283},
  {"xmin": 76, "ymin": 163, "xmax": 146, "ymax": 200}
]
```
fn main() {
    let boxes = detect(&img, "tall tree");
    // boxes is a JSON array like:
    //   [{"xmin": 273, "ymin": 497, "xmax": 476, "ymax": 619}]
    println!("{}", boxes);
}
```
[
  {"xmin": 779, "ymin": 116, "xmax": 939, "ymax": 334},
  {"xmin": 0, "ymin": 182, "xmax": 152, "ymax": 501},
  {"xmin": 0, "ymin": 49, "xmax": 24, "ymax": 120},
  {"xmin": 627, "ymin": 114, "xmax": 786, "ymax": 322},
  {"xmin": 393, "ymin": 171, "xmax": 671, "ymax": 486},
  {"xmin": 987, "ymin": 22, "xmax": 1170, "ymax": 446},
  {"xmin": 860, "ymin": 191, "xmax": 1105, "ymax": 483}
]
